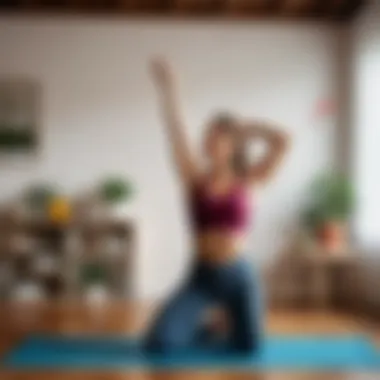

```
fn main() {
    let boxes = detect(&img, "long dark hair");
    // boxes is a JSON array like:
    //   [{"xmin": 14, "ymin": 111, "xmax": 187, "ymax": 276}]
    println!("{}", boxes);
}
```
[{"xmin": 209, "ymin": 112, "xmax": 248, "ymax": 177}]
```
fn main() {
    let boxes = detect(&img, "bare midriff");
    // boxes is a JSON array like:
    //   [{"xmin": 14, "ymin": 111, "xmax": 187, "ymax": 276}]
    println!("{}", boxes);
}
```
[{"xmin": 194, "ymin": 229, "xmax": 246, "ymax": 264}]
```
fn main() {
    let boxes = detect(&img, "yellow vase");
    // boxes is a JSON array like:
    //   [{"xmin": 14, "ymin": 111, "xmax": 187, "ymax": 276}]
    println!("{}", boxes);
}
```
[{"xmin": 48, "ymin": 197, "xmax": 72, "ymax": 224}]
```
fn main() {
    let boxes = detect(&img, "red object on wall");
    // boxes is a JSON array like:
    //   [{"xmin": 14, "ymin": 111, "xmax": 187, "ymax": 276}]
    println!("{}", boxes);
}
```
[{"xmin": 313, "ymin": 99, "xmax": 337, "ymax": 119}]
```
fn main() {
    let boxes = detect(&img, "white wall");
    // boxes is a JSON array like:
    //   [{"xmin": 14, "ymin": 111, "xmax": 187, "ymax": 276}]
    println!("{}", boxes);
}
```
[
  {"xmin": 0, "ymin": 17, "xmax": 341, "ymax": 300},
  {"xmin": 351, "ymin": 0, "xmax": 380, "ymax": 252}
]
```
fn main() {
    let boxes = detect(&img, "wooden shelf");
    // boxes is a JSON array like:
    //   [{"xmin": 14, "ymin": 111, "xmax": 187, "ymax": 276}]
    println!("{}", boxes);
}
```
[{"xmin": 0, "ymin": 217, "xmax": 136, "ymax": 302}]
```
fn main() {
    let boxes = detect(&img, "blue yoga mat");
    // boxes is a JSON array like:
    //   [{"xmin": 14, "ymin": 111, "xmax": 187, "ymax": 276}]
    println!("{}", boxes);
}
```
[{"xmin": 3, "ymin": 334, "xmax": 380, "ymax": 371}]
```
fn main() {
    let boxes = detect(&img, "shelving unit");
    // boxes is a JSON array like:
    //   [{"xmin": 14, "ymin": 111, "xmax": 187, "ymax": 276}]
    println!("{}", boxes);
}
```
[
  {"xmin": 267, "ymin": 229, "xmax": 355, "ymax": 310},
  {"xmin": 0, "ymin": 216, "xmax": 135, "ymax": 302}
]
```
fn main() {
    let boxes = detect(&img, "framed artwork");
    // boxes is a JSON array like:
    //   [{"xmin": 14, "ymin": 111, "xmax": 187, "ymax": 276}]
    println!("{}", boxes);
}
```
[{"xmin": 0, "ymin": 79, "xmax": 40, "ymax": 153}]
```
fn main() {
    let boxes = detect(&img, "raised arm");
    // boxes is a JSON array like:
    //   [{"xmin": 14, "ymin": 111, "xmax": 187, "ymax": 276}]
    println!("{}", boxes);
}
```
[
  {"xmin": 243, "ymin": 120, "xmax": 290, "ymax": 186},
  {"xmin": 150, "ymin": 59, "xmax": 199, "ymax": 188}
]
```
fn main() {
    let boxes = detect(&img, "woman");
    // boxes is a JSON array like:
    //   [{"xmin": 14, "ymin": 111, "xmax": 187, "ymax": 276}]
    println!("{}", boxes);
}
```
[{"xmin": 144, "ymin": 59, "xmax": 290, "ymax": 355}]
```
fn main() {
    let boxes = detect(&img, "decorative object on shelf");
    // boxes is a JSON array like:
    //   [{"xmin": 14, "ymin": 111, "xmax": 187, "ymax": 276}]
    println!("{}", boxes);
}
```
[
  {"xmin": 99, "ymin": 176, "xmax": 135, "ymax": 220},
  {"xmin": 0, "ymin": 78, "xmax": 40, "ymax": 153},
  {"xmin": 302, "ymin": 171, "xmax": 355, "ymax": 254},
  {"xmin": 81, "ymin": 262, "xmax": 109, "ymax": 304},
  {"xmin": 48, "ymin": 196, "xmax": 72, "ymax": 225},
  {"xmin": 81, "ymin": 262, "xmax": 107, "ymax": 285},
  {"xmin": 24, "ymin": 183, "xmax": 59, "ymax": 220},
  {"xmin": 11, "ymin": 282, "xmax": 45, "ymax": 303}
]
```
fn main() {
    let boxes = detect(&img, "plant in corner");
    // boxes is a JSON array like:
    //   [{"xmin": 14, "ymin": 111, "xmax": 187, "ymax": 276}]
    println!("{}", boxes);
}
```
[{"xmin": 302, "ymin": 171, "xmax": 355, "ymax": 253}]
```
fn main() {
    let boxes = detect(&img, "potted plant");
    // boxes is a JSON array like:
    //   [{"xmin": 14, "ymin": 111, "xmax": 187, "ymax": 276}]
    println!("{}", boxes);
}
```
[
  {"xmin": 81, "ymin": 262, "xmax": 109, "ymax": 305},
  {"xmin": 99, "ymin": 176, "xmax": 134, "ymax": 220},
  {"xmin": 302, "ymin": 172, "xmax": 355, "ymax": 253},
  {"xmin": 23, "ymin": 183, "xmax": 59, "ymax": 220}
]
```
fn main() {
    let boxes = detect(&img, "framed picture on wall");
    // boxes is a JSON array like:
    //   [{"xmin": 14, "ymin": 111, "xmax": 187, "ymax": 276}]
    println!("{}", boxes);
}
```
[{"xmin": 0, "ymin": 79, "xmax": 41, "ymax": 153}]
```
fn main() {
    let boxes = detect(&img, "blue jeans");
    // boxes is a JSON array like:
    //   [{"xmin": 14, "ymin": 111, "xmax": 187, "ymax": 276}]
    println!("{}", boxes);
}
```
[{"xmin": 143, "ymin": 257, "xmax": 263, "ymax": 354}]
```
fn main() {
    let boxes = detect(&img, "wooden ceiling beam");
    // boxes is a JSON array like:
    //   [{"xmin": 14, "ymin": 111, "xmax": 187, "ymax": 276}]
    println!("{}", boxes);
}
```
[
  {"xmin": 264, "ymin": 0, "xmax": 285, "ymax": 13},
  {"xmin": 334, "ymin": 0, "xmax": 364, "ymax": 20},
  {"xmin": 305, "ymin": 0, "xmax": 334, "ymax": 18},
  {"xmin": 116, "ymin": 0, "xmax": 168, "ymax": 13},
  {"xmin": 280, "ymin": 0, "xmax": 316, "ymax": 16},
  {"xmin": 0, "ymin": 0, "xmax": 365, "ymax": 19},
  {"xmin": 0, "ymin": 0, "xmax": 20, "ymax": 9},
  {"xmin": 283, "ymin": 0, "xmax": 343, "ymax": 19},
  {"xmin": 224, "ymin": 0, "xmax": 266, "ymax": 11},
  {"xmin": 173, "ymin": 0, "xmax": 224, "ymax": 14},
  {"xmin": 7, "ymin": 0, "xmax": 174, "ymax": 13}
]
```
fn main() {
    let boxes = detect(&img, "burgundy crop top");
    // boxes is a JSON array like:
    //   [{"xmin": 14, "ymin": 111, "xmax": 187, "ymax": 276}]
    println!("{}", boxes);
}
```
[{"xmin": 189, "ymin": 182, "xmax": 251, "ymax": 233}]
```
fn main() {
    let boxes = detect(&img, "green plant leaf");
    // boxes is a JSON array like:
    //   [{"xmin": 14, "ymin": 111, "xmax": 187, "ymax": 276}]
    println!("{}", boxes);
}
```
[
  {"xmin": 81, "ymin": 263, "xmax": 107, "ymax": 285},
  {"xmin": 100, "ymin": 176, "xmax": 134, "ymax": 204},
  {"xmin": 24, "ymin": 183, "xmax": 59, "ymax": 211},
  {"xmin": 302, "ymin": 171, "xmax": 355, "ymax": 229}
]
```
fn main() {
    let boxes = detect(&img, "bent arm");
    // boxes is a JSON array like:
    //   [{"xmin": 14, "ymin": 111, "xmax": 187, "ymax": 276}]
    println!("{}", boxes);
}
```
[
  {"xmin": 151, "ymin": 59, "xmax": 199, "ymax": 187},
  {"xmin": 243, "ymin": 120, "xmax": 290, "ymax": 186}
]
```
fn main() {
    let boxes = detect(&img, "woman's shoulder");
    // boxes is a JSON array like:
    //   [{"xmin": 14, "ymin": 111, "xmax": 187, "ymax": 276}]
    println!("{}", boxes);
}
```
[
  {"xmin": 189, "ymin": 172, "xmax": 208, "ymax": 191},
  {"xmin": 184, "ymin": 175, "xmax": 206, "ymax": 199}
]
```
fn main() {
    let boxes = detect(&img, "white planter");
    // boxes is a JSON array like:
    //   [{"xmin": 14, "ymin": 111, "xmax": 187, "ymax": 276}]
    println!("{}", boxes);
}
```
[
  {"xmin": 12, "ymin": 282, "xmax": 45, "ymax": 303},
  {"xmin": 107, "ymin": 201, "xmax": 135, "ymax": 221},
  {"xmin": 85, "ymin": 284, "xmax": 109, "ymax": 306}
]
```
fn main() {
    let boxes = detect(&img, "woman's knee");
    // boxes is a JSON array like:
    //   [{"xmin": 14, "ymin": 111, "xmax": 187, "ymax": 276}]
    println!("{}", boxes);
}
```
[
  {"xmin": 143, "ymin": 313, "xmax": 186, "ymax": 354},
  {"xmin": 232, "ymin": 334, "xmax": 261, "ymax": 355},
  {"xmin": 143, "ymin": 331, "xmax": 183, "ymax": 354}
]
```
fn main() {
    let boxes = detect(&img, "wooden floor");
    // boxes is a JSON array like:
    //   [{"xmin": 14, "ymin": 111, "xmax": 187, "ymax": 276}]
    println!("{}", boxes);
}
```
[{"xmin": 0, "ymin": 302, "xmax": 378, "ymax": 380}]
